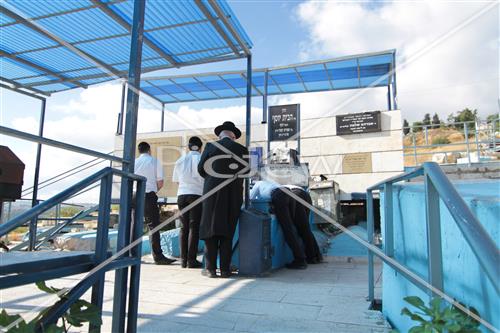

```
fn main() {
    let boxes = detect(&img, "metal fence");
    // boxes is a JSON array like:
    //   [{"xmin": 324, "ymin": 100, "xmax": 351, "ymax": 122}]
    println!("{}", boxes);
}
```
[{"xmin": 403, "ymin": 119, "xmax": 499, "ymax": 167}]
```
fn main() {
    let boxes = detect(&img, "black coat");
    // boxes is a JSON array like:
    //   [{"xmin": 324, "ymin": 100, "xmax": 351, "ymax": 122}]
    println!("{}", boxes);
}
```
[{"xmin": 197, "ymin": 137, "xmax": 249, "ymax": 239}]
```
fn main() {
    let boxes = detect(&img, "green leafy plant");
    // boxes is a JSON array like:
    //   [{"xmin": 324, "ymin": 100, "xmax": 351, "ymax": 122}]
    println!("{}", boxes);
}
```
[
  {"xmin": 431, "ymin": 136, "xmax": 451, "ymax": 145},
  {"xmin": 0, "ymin": 281, "xmax": 101, "ymax": 332},
  {"xmin": 397, "ymin": 296, "xmax": 481, "ymax": 333}
]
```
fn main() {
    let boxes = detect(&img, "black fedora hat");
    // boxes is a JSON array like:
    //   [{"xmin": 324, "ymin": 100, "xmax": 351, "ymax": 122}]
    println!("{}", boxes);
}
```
[{"xmin": 214, "ymin": 121, "xmax": 241, "ymax": 139}]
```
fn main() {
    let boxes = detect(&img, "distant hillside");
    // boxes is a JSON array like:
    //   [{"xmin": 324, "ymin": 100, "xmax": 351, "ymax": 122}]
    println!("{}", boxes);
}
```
[{"xmin": 403, "ymin": 127, "xmax": 499, "ymax": 166}]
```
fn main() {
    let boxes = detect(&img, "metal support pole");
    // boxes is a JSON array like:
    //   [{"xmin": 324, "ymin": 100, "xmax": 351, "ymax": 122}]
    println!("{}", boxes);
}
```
[
  {"xmin": 464, "ymin": 123, "xmax": 471, "ymax": 165},
  {"xmin": 412, "ymin": 130, "xmax": 418, "ymax": 166},
  {"xmin": 127, "ymin": 178, "xmax": 145, "ymax": 333},
  {"xmin": 424, "ymin": 126, "xmax": 429, "ymax": 145},
  {"xmin": 392, "ymin": 52, "xmax": 398, "ymax": 110},
  {"xmin": 383, "ymin": 183, "xmax": 394, "ymax": 257},
  {"xmin": 474, "ymin": 121, "xmax": 480, "ymax": 162},
  {"xmin": 161, "ymin": 104, "xmax": 165, "ymax": 132},
  {"xmin": 90, "ymin": 173, "xmax": 112, "ymax": 333},
  {"xmin": 244, "ymin": 54, "xmax": 252, "ymax": 208},
  {"xmin": 297, "ymin": 104, "xmax": 301, "ymax": 155},
  {"xmin": 387, "ymin": 85, "xmax": 392, "ymax": 111},
  {"xmin": 424, "ymin": 173, "xmax": 444, "ymax": 294},
  {"xmin": 262, "ymin": 70, "xmax": 268, "ymax": 124},
  {"xmin": 112, "ymin": 0, "xmax": 146, "ymax": 331},
  {"xmin": 29, "ymin": 98, "xmax": 46, "ymax": 251},
  {"xmin": 367, "ymin": 190, "xmax": 375, "ymax": 302},
  {"xmin": 118, "ymin": 81, "xmax": 126, "ymax": 135}
]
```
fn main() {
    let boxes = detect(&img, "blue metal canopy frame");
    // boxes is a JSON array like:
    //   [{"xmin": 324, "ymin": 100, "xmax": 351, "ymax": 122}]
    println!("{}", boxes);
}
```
[
  {"xmin": 0, "ymin": 1, "xmax": 253, "ymax": 331},
  {"xmin": 0, "ymin": 0, "xmax": 252, "ymax": 97},
  {"xmin": 140, "ymin": 49, "xmax": 398, "ymax": 117}
]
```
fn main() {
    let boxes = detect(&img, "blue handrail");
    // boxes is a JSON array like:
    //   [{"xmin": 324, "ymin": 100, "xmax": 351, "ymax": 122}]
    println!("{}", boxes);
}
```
[
  {"xmin": 366, "ymin": 161, "xmax": 500, "ymax": 301},
  {"xmin": 1, "ymin": 166, "xmax": 146, "ymax": 332},
  {"xmin": 0, "ymin": 126, "xmax": 126, "ymax": 164},
  {"xmin": 0, "ymin": 167, "xmax": 143, "ymax": 237}
]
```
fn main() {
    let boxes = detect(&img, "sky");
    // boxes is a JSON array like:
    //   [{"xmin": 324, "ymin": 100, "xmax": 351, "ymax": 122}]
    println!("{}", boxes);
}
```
[{"xmin": 0, "ymin": 0, "xmax": 498, "ymax": 203}]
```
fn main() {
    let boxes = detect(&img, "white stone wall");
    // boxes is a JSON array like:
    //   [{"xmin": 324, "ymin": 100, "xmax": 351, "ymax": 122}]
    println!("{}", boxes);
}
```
[{"xmin": 115, "ymin": 110, "xmax": 404, "ymax": 199}]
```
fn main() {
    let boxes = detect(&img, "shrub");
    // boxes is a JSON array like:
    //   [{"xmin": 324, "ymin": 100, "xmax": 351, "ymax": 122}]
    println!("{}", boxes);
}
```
[{"xmin": 432, "ymin": 136, "xmax": 450, "ymax": 145}]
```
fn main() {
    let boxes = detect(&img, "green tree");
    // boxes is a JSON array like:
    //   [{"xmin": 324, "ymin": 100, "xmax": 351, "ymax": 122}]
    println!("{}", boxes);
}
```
[
  {"xmin": 431, "ymin": 113, "xmax": 441, "ymax": 128},
  {"xmin": 486, "ymin": 113, "xmax": 499, "ymax": 131},
  {"xmin": 403, "ymin": 119, "xmax": 410, "ymax": 135},
  {"xmin": 447, "ymin": 113, "xmax": 456, "ymax": 128},
  {"xmin": 412, "ymin": 121, "xmax": 423, "ymax": 132},
  {"xmin": 454, "ymin": 108, "xmax": 478, "ymax": 131},
  {"xmin": 422, "ymin": 113, "xmax": 431, "ymax": 127}
]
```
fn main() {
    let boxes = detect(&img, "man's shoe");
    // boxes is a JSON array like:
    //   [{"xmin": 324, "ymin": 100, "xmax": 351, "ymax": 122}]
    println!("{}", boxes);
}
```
[
  {"xmin": 154, "ymin": 257, "xmax": 176, "ymax": 265},
  {"xmin": 306, "ymin": 257, "xmax": 319, "ymax": 264},
  {"xmin": 285, "ymin": 260, "xmax": 307, "ymax": 270},
  {"xmin": 201, "ymin": 269, "xmax": 217, "ymax": 278},
  {"xmin": 181, "ymin": 260, "xmax": 187, "ymax": 268},
  {"xmin": 187, "ymin": 260, "xmax": 203, "ymax": 268},
  {"xmin": 220, "ymin": 271, "xmax": 233, "ymax": 278}
]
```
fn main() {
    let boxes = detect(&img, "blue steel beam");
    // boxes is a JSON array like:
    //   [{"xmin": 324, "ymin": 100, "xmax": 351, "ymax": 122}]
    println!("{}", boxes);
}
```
[
  {"xmin": 90, "ymin": 173, "xmax": 113, "ymax": 333},
  {"xmin": 208, "ymin": 0, "xmax": 251, "ymax": 55},
  {"xmin": 194, "ymin": 0, "xmax": 240, "ymax": 56},
  {"xmin": 127, "ymin": 178, "xmax": 146, "ymax": 333},
  {"xmin": 423, "ymin": 162, "xmax": 500, "ymax": 293},
  {"xmin": 244, "ymin": 55, "xmax": 252, "ymax": 208},
  {"xmin": 0, "ymin": 50, "xmax": 84, "ymax": 89},
  {"xmin": 0, "ymin": 80, "xmax": 50, "ymax": 98},
  {"xmin": 0, "ymin": 126, "xmax": 125, "ymax": 163},
  {"xmin": 113, "ymin": 0, "xmax": 146, "ymax": 331},
  {"xmin": 28, "ymin": 98, "xmax": 46, "ymax": 251},
  {"xmin": 90, "ymin": 0, "xmax": 180, "ymax": 67},
  {"xmin": 262, "ymin": 70, "xmax": 268, "ymax": 124},
  {"xmin": 366, "ymin": 190, "xmax": 375, "ymax": 302},
  {"xmin": 424, "ymin": 172, "xmax": 444, "ymax": 294}
]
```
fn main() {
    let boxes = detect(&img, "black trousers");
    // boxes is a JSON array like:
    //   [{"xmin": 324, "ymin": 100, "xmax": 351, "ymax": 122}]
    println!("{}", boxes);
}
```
[
  {"xmin": 290, "ymin": 188, "xmax": 322, "ymax": 261},
  {"xmin": 271, "ymin": 188, "xmax": 306, "ymax": 261},
  {"xmin": 177, "ymin": 194, "xmax": 202, "ymax": 262},
  {"xmin": 204, "ymin": 236, "xmax": 232, "ymax": 272},
  {"xmin": 144, "ymin": 192, "xmax": 164, "ymax": 260}
]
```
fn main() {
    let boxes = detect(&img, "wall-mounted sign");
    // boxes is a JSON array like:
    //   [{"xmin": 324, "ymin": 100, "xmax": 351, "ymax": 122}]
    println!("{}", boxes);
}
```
[
  {"xmin": 269, "ymin": 104, "xmax": 299, "ymax": 141},
  {"xmin": 342, "ymin": 153, "xmax": 372, "ymax": 174},
  {"xmin": 336, "ymin": 111, "xmax": 381, "ymax": 135}
]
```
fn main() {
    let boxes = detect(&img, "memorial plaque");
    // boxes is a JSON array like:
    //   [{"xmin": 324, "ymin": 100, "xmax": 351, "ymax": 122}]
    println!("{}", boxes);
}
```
[
  {"xmin": 342, "ymin": 153, "xmax": 372, "ymax": 174},
  {"xmin": 269, "ymin": 104, "xmax": 299, "ymax": 141},
  {"xmin": 336, "ymin": 111, "xmax": 381, "ymax": 135}
]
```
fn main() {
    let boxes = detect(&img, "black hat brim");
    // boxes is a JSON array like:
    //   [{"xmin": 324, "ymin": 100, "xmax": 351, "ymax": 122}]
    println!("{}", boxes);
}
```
[{"xmin": 214, "ymin": 124, "xmax": 241, "ymax": 139}]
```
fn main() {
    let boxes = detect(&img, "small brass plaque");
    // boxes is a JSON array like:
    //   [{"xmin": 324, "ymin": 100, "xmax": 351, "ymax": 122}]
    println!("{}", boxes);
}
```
[{"xmin": 342, "ymin": 153, "xmax": 372, "ymax": 174}]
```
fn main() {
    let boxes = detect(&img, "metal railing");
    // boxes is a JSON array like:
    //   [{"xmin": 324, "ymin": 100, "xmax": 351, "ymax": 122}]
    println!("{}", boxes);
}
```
[
  {"xmin": 0, "ymin": 167, "xmax": 146, "ymax": 331},
  {"xmin": 366, "ymin": 162, "xmax": 500, "ymax": 303},
  {"xmin": 403, "ymin": 119, "xmax": 499, "ymax": 167},
  {"xmin": 0, "ymin": 125, "xmax": 127, "ymax": 250}
]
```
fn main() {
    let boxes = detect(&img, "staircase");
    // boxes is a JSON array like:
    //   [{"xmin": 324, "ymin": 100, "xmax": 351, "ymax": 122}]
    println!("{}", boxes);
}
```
[{"xmin": 0, "ymin": 167, "xmax": 146, "ymax": 332}]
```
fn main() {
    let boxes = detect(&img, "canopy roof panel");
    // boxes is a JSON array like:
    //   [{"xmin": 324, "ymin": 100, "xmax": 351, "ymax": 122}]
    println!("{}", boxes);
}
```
[
  {"xmin": 0, "ymin": 0, "xmax": 252, "ymax": 96},
  {"xmin": 141, "ymin": 50, "xmax": 395, "ymax": 104}
]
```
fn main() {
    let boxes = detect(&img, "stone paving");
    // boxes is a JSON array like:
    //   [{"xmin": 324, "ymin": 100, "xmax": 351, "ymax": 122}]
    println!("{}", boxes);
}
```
[{"xmin": 1, "ymin": 256, "xmax": 389, "ymax": 332}]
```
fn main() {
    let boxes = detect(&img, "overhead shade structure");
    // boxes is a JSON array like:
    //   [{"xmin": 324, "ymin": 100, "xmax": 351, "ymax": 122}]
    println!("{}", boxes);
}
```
[
  {"xmin": 139, "ymin": 50, "xmax": 396, "ymax": 104},
  {"xmin": 0, "ymin": 0, "xmax": 252, "ymax": 96}
]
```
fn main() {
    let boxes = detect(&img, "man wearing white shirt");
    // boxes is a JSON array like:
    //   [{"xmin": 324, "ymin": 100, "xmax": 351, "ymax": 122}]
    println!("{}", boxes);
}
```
[
  {"xmin": 173, "ymin": 136, "xmax": 204, "ymax": 268},
  {"xmin": 135, "ymin": 142, "xmax": 174, "ymax": 265}
]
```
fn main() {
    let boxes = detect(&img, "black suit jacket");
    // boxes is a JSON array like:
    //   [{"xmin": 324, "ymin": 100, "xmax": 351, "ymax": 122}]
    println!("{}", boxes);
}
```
[{"xmin": 197, "ymin": 137, "xmax": 249, "ymax": 239}]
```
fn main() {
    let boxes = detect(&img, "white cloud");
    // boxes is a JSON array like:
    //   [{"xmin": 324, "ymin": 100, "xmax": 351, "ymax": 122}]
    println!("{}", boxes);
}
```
[
  {"xmin": 5, "ymin": 82, "xmax": 260, "ymax": 202},
  {"xmin": 294, "ymin": 1, "xmax": 498, "ymax": 122}
]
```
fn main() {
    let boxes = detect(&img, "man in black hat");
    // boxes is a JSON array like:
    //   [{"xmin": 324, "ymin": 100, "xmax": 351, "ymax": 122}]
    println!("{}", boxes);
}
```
[{"xmin": 198, "ymin": 121, "xmax": 249, "ymax": 278}]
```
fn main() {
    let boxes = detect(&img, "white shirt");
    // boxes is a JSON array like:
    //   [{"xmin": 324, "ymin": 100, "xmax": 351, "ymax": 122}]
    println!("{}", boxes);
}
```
[
  {"xmin": 172, "ymin": 151, "xmax": 204, "ymax": 196},
  {"xmin": 250, "ymin": 180, "xmax": 303, "ymax": 201},
  {"xmin": 250, "ymin": 180, "xmax": 280, "ymax": 200},
  {"xmin": 134, "ymin": 153, "xmax": 164, "ymax": 193}
]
